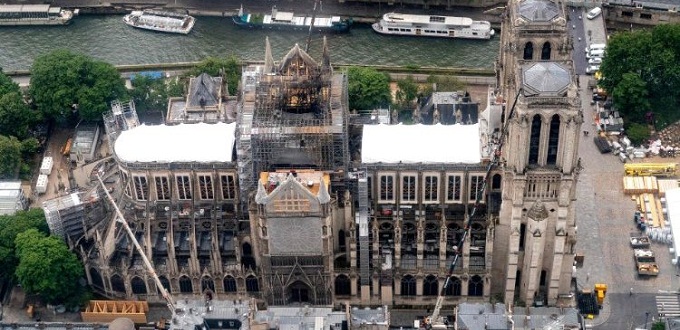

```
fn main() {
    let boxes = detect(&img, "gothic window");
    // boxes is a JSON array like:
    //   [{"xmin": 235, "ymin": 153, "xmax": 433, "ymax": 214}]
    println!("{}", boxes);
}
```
[
  {"xmin": 273, "ymin": 188, "xmax": 311, "ymax": 212},
  {"xmin": 541, "ymin": 42, "xmax": 552, "ymax": 60},
  {"xmin": 401, "ymin": 275, "xmax": 416, "ymax": 296},
  {"xmin": 223, "ymin": 276, "xmax": 237, "ymax": 292},
  {"xmin": 110, "ymin": 274, "xmax": 125, "ymax": 293},
  {"xmin": 158, "ymin": 276, "xmax": 172, "ymax": 293},
  {"xmin": 529, "ymin": 115, "xmax": 542, "ymax": 165},
  {"xmin": 367, "ymin": 176, "xmax": 372, "ymax": 200},
  {"xmin": 523, "ymin": 42, "xmax": 534, "ymax": 60},
  {"xmin": 445, "ymin": 277, "xmax": 462, "ymax": 296},
  {"xmin": 133, "ymin": 176, "xmax": 148, "ymax": 201},
  {"xmin": 335, "ymin": 275, "xmax": 351, "ymax": 296},
  {"xmin": 131, "ymin": 277, "xmax": 147, "ymax": 294},
  {"xmin": 468, "ymin": 275, "xmax": 484, "ymax": 296},
  {"xmin": 198, "ymin": 175, "xmax": 214, "ymax": 200},
  {"xmin": 179, "ymin": 276, "xmax": 193, "ymax": 293},
  {"xmin": 246, "ymin": 275, "xmax": 259, "ymax": 292},
  {"xmin": 90, "ymin": 268, "xmax": 104, "ymax": 290},
  {"xmin": 220, "ymin": 174, "xmax": 236, "ymax": 200},
  {"xmin": 492, "ymin": 174, "xmax": 502, "ymax": 190},
  {"xmin": 547, "ymin": 115, "xmax": 560, "ymax": 165},
  {"xmin": 201, "ymin": 276, "xmax": 215, "ymax": 292},
  {"xmin": 379, "ymin": 175, "xmax": 394, "ymax": 201},
  {"xmin": 423, "ymin": 275, "xmax": 438, "ymax": 296},
  {"xmin": 176, "ymin": 175, "xmax": 192, "ymax": 200},
  {"xmin": 402, "ymin": 175, "xmax": 417, "ymax": 202},
  {"xmin": 540, "ymin": 270, "xmax": 547, "ymax": 286},
  {"xmin": 155, "ymin": 176, "xmax": 170, "ymax": 200},
  {"xmin": 519, "ymin": 223, "xmax": 526, "ymax": 251},
  {"xmin": 338, "ymin": 230, "xmax": 346, "ymax": 250},
  {"xmin": 424, "ymin": 175, "xmax": 439, "ymax": 202},
  {"xmin": 447, "ymin": 175, "xmax": 462, "ymax": 202},
  {"xmin": 468, "ymin": 175, "xmax": 485, "ymax": 202}
]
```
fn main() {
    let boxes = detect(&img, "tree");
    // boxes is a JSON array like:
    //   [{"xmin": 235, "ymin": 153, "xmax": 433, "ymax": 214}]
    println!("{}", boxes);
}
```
[
  {"xmin": 600, "ymin": 24, "xmax": 680, "ymax": 128},
  {"xmin": 0, "ymin": 209, "xmax": 49, "ymax": 280},
  {"xmin": 15, "ymin": 229, "xmax": 84, "ymax": 305},
  {"xmin": 395, "ymin": 75, "xmax": 419, "ymax": 109},
  {"xmin": 0, "ymin": 69, "xmax": 21, "ymax": 97},
  {"xmin": 346, "ymin": 67, "xmax": 391, "ymax": 111},
  {"xmin": 129, "ymin": 75, "xmax": 169, "ymax": 113},
  {"xmin": 0, "ymin": 92, "xmax": 39, "ymax": 139},
  {"xmin": 0, "ymin": 135, "xmax": 23, "ymax": 179},
  {"xmin": 612, "ymin": 72, "xmax": 650, "ymax": 123},
  {"xmin": 188, "ymin": 56, "xmax": 242, "ymax": 96},
  {"xmin": 29, "ymin": 49, "xmax": 127, "ymax": 122}
]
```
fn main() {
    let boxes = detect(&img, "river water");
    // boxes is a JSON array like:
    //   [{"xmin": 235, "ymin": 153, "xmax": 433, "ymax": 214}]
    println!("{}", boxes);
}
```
[{"xmin": 0, "ymin": 15, "xmax": 499, "ymax": 71}]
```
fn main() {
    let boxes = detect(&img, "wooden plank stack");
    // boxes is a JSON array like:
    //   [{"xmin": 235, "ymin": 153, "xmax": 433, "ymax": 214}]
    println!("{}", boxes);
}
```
[
  {"xmin": 657, "ymin": 179, "xmax": 680, "ymax": 197},
  {"xmin": 623, "ymin": 176, "xmax": 659, "ymax": 195},
  {"xmin": 634, "ymin": 193, "xmax": 666, "ymax": 228}
]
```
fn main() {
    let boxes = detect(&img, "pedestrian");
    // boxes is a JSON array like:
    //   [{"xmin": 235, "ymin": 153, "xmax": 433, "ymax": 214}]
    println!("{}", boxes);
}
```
[{"xmin": 630, "ymin": 287, "xmax": 634, "ymax": 296}]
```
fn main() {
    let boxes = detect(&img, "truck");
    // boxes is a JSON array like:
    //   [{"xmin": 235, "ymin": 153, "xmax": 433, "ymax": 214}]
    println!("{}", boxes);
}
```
[
  {"xmin": 630, "ymin": 233, "xmax": 651, "ymax": 248},
  {"xmin": 634, "ymin": 249, "xmax": 659, "ymax": 276}
]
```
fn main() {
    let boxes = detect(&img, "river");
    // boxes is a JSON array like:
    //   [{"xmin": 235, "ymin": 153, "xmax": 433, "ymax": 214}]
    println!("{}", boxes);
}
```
[{"xmin": 0, "ymin": 15, "xmax": 499, "ymax": 72}]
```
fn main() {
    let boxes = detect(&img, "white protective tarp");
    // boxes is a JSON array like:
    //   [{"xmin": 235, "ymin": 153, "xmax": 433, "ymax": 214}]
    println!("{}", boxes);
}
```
[
  {"xmin": 361, "ymin": 123, "xmax": 481, "ymax": 164},
  {"xmin": 667, "ymin": 188, "xmax": 680, "ymax": 264},
  {"xmin": 114, "ymin": 122, "xmax": 236, "ymax": 163}
]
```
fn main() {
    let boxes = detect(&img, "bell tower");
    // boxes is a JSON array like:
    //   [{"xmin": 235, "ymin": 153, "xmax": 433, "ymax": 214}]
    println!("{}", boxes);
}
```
[{"xmin": 493, "ymin": 0, "xmax": 582, "ymax": 306}]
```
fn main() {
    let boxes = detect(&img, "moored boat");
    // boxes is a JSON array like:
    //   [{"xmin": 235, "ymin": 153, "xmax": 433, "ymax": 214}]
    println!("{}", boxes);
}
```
[
  {"xmin": 232, "ymin": 5, "xmax": 351, "ymax": 33},
  {"xmin": 123, "ymin": 10, "xmax": 195, "ymax": 34},
  {"xmin": 372, "ymin": 12, "xmax": 494, "ymax": 40},
  {"xmin": 0, "ymin": 4, "xmax": 77, "ymax": 26}
]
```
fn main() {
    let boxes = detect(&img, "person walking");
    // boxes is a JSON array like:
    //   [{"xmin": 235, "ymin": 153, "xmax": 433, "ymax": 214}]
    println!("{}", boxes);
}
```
[{"xmin": 630, "ymin": 287, "xmax": 634, "ymax": 296}]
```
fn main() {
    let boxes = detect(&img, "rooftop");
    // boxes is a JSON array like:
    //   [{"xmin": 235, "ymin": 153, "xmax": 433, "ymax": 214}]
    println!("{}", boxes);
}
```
[
  {"xmin": 114, "ymin": 122, "xmax": 236, "ymax": 163},
  {"xmin": 361, "ymin": 123, "xmax": 481, "ymax": 164},
  {"xmin": 517, "ymin": 0, "xmax": 561, "ymax": 22},
  {"xmin": 522, "ymin": 62, "xmax": 572, "ymax": 96}
]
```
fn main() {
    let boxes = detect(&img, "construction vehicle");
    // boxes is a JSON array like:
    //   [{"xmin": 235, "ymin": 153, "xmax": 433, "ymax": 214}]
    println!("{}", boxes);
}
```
[
  {"xmin": 421, "ymin": 89, "xmax": 525, "ymax": 330},
  {"xmin": 624, "ymin": 163, "xmax": 677, "ymax": 177},
  {"xmin": 96, "ymin": 175, "xmax": 176, "ymax": 321},
  {"xmin": 594, "ymin": 283, "xmax": 607, "ymax": 307},
  {"xmin": 634, "ymin": 249, "xmax": 659, "ymax": 276}
]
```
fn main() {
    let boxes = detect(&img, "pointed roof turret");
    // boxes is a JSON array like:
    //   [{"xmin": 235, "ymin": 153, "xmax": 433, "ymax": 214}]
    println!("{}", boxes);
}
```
[
  {"xmin": 279, "ymin": 43, "xmax": 318, "ymax": 71},
  {"xmin": 264, "ymin": 36, "xmax": 275, "ymax": 73},
  {"xmin": 317, "ymin": 178, "xmax": 331, "ymax": 204},
  {"xmin": 255, "ymin": 179, "xmax": 269, "ymax": 204},
  {"xmin": 321, "ymin": 36, "xmax": 331, "ymax": 71}
]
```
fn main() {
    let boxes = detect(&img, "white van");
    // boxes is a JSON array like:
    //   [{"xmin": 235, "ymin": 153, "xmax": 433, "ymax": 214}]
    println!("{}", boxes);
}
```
[
  {"xmin": 587, "ymin": 7, "xmax": 602, "ymax": 19},
  {"xmin": 588, "ymin": 48, "xmax": 605, "ymax": 58},
  {"xmin": 585, "ymin": 43, "xmax": 606, "ymax": 54}
]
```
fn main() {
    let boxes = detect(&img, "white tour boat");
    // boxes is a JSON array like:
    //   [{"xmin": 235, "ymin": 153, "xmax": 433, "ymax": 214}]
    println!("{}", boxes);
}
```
[
  {"xmin": 0, "ymin": 4, "xmax": 77, "ymax": 26},
  {"xmin": 123, "ymin": 10, "xmax": 195, "ymax": 34},
  {"xmin": 372, "ymin": 12, "xmax": 495, "ymax": 40}
]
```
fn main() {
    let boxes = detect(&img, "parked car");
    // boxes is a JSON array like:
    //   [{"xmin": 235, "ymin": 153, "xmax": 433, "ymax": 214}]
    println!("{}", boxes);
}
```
[
  {"xmin": 588, "ymin": 57, "xmax": 603, "ymax": 65},
  {"xmin": 585, "ymin": 43, "xmax": 606, "ymax": 54},
  {"xmin": 587, "ymin": 7, "xmax": 602, "ymax": 19},
  {"xmin": 586, "ymin": 65, "xmax": 600, "ymax": 74},
  {"xmin": 587, "ymin": 49, "xmax": 605, "ymax": 58}
]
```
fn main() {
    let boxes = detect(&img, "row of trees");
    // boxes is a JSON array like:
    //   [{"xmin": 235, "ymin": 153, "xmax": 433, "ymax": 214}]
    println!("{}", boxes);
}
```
[
  {"xmin": 0, "ymin": 209, "xmax": 85, "ymax": 307},
  {"xmin": 600, "ymin": 23, "xmax": 680, "ymax": 131}
]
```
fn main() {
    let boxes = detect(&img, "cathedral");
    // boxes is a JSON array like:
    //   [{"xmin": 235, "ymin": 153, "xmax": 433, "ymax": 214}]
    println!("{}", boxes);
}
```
[{"xmin": 64, "ymin": 0, "xmax": 580, "ymax": 311}]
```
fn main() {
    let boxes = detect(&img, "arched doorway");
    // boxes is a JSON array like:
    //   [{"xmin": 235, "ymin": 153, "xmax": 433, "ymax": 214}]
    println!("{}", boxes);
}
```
[
  {"xmin": 179, "ymin": 276, "xmax": 193, "ymax": 293},
  {"xmin": 287, "ymin": 281, "xmax": 312, "ymax": 304},
  {"xmin": 334, "ymin": 275, "xmax": 351, "ymax": 296},
  {"xmin": 90, "ymin": 268, "xmax": 104, "ymax": 290},
  {"xmin": 131, "ymin": 276, "xmax": 147, "ymax": 294},
  {"xmin": 110, "ymin": 274, "xmax": 125, "ymax": 293}
]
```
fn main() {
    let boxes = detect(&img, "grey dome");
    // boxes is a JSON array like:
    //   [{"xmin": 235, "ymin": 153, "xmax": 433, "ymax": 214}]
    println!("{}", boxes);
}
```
[
  {"xmin": 522, "ymin": 62, "xmax": 571, "ymax": 95},
  {"xmin": 109, "ymin": 318, "xmax": 135, "ymax": 330},
  {"xmin": 518, "ymin": 0, "xmax": 560, "ymax": 22}
]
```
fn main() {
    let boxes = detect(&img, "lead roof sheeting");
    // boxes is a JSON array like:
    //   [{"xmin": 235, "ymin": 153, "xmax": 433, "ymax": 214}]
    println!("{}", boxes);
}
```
[
  {"xmin": 518, "ymin": 0, "xmax": 560, "ymax": 22},
  {"xmin": 522, "ymin": 62, "xmax": 571, "ymax": 95},
  {"xmin": 361, "ymin": 123, "xmax": 481, "ymax": 164},
  {"xmin": 114, "ymin": 122, "xmax": 236, "ymax": 163},
  {"xmin": 188, "ymin": 73, "xmax": 221, "ymax": 108}
]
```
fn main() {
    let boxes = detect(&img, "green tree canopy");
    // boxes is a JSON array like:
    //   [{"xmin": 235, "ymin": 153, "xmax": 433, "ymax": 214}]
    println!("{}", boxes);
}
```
[
  {"xmin": 129, "ymin": 75, "xmax": 170, "ymax": 113},
  {"xmin": 0, "ymin": 92, "xmax": 39, "ymax": 139},
  {"xmin": 0, "ymin": 209, "xmax": 49, "ymax": 280},
  {"xmin": 0, "ymin": 135, "xmax": 23, "ymax": 179},
  {"xmin": 29, "ymin": 49, "xmax": 127, "ymax": 122},
  {"xmin": 346, "ymin": 67, "xmax": 391, "ymax": 111},
  {"xmin": 395, "ymin": 75, "xmax": 419, "ymax": 109},
  {"xmin": 15, "ymin": 228, "xmax": 83, "ymax": 305},
  {"xmin": 600, "ymin": 24, "xmax": 680, "ymax": 127},
  {"xmin": 0, "ymin": 69, "xmax": 21, "ymax": 97},
  {"xmin": 188, "ymin": 56, "xmax": 242, "ymax": 96}
]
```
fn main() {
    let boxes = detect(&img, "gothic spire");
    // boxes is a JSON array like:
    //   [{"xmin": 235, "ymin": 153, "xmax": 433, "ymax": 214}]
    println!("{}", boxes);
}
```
[
  {"xmin": 321, "ymin": 36, "xmax": 331, "ymax": 71},
  {"xmin": 264, "ymin": 36, "xmax": 275, "ymax": 73}
]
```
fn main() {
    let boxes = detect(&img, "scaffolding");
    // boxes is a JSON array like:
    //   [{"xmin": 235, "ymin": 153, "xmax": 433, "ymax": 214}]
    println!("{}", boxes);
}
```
[
  {"xmin": 237, "ymin": 41, "xmax": 349, "ymax": 210},
  {"xmin": 103, "ymin": 100, "xmax": 140, "ymax": 155}
]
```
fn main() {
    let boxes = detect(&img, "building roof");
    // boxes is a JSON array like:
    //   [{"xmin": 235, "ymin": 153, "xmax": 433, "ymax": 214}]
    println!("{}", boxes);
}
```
[
  {"xmin": 522, "ymin": 62, "xmax": 571, "ymax": 96},
  {"xmin": 255, "ymin": 306, "xmax": 346, "ymax": 330},
  {"xmin": 518, "ymin": 0, "xmax": 561, "ymax": 22},
  {"xmin": 114, "ymin": 123, "xmax": 236, "ymax": 163},
  {"xmin": 187, "ymin": 73, "xmax": 221, "ymax": 108},
  {"xmin": 361, "ymin": 123, "xmax": 481, "ymax": 164}
]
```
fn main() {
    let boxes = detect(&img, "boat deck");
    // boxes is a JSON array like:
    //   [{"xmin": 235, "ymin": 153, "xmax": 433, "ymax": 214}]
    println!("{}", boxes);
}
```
[{"xmin": 264, "ymin": 14, "xmax": 340, "ymax": 27}]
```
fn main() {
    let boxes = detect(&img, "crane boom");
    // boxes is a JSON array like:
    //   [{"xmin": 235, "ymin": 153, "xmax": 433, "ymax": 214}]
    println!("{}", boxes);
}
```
[
  {"xmin": 426, "ymin": 89, "xmax": 525, "ymax": 328},
  {"xmin": 96, "ymin": 174, "xmax": 176, "ymax": 316}
]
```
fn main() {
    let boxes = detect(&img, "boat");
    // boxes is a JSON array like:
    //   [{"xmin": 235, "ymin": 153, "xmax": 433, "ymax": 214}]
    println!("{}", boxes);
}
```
[
  {"xmin": 123, "ymin": 10, "xmax": 195, "ymax": 34},
  {"xmin": 372, "ymin": 12, "xmax": 495, "ymax": 40},
  {"xmin": 0, "ymin": 4, "xmax": 78, "ymax": 26},
  {"xmin": 232, "ymin": 5, "xmax": 351, "ymax": 33}
]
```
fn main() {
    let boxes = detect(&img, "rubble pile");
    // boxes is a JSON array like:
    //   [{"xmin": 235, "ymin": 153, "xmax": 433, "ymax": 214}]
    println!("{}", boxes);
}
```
[{"xmin": 654, "ymin": 121, "xmax": 680, "ymax": 156}]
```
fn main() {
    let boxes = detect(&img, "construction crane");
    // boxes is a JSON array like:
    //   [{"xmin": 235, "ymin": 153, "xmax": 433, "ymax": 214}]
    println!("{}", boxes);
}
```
[
  {"xmin": 423, "ymin": 89, "xmax": 526, "ymax": 329},
  {"xmin": 96, "ymin": 174, "xmax": 176, "ymax": 318}
]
